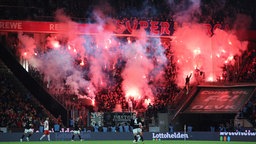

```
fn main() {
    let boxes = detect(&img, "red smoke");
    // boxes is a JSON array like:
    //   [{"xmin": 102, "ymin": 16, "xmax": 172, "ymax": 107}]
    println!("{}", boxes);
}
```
[
  {"xmin": 172, "ymin": 23, "xmax": 247, "ymax": 86},
  {"xmin": 16, "ymin": 2, "xmax": 249, "ymax": 109}
]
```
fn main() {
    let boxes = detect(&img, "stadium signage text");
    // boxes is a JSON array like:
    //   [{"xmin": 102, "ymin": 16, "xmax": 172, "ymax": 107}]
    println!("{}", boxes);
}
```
[
  {"xmin": 0, "ymin": 20, "xmax": 227, "ymax": 37},
  {"xmin": 185, "ymin": 88, "xmax": 254, "ymax": 113},
  {"xmin": 113, "ymin": 113, "xmax": 133, "ymax": 122},
  {"xmin": 192, "ymin": 105, "xmax": 235, "ymax": 110},
  {"xmin": 152, "ymin": 132, "xmax": 189, "ymax": 139},
  {"xmin": 116, "ymin": 19, "xmax": 173, "ymax": 35},
  {"xmin": 0, "ymin": 21, "xmax": 22, "ymax": 30},
  {"xmin": 220, "ymin": 132, "xmax": 256, "ymax": 136},
  {"xmin": 49, "ymin": 23, "xmax": 64, "ymax": 31},
  {"xmin": 90, "ymin": 112, "xmax": 135, "ymax": 127}
]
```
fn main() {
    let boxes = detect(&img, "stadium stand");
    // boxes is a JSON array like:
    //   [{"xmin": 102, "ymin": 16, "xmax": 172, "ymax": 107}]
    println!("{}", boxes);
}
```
[
  {"xmin": 0, "ymin": 58, "xmax": 56, "ymax": 132},
  {"xmin": 0, "ymin": 0, "xmax": 256, "ymax": 133}
]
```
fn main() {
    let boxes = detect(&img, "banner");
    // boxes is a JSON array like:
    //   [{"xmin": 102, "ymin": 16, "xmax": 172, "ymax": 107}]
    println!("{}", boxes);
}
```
[
  {"xmin": 0, "ymin": 20, "xmax": 228, "ymax": 37},
  {"xmin": 1, "ymin": 20, "xmax": 255, "ymax": 40},
  {"xmin": 0, "ymin": 20, "xmax": 98, "ymax": 34},
  {"xmin": 103, "ymin": 112, "xmax": 134, "ymax": 126},
  {"xmin": 89, "ymin": 112, "xmax": 104, "ymax": 127},
  {"xmin": 89, "ymin": 112, "xmax": 134, "ymax": 127},
  {"xmin": 152, "ymin": 132, "xmax": 189, "ymax": 140},
  {"xmin": 184, "ymin": 87, "xmax": 255, "ymax": 113}
]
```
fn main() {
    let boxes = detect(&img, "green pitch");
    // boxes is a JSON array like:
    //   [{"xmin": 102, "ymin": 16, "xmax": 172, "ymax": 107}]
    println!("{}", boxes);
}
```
[{"xmin": 0, "ymin": 140, "xmax": 255, "ymax": 144}]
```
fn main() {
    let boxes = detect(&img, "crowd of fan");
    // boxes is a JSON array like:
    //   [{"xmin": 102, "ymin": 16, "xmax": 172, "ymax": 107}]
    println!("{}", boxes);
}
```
[
  {"xmin": 3, "ymin": 30, "xmax": 256, "ymax": 132},
  {"xmin": 0, "ymin": 71, "xmax": 44, "ymax": 130},
  {"xmin": 22, "ymin": 36, "xmax": 180, "ymax": 115},
  {"xmin": 0, "ymin": 66, "xmax": 66, "ymax": 133},
  {"xmin": 238, "ymin": 48, "xmax": 256, "ymax": 82},
  {"xmin": 2, "ymin": 32, "xmax": 180, "ymax": 128},
  {"xmin": 238, "ymin": 86, "xmax": 256, "ymax": 129}
]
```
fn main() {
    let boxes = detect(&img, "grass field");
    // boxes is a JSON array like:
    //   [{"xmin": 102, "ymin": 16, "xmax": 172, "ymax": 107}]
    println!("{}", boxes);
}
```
[{"xmin": 0, "ymin": 140, "xmax": 255, "ymax": 144}]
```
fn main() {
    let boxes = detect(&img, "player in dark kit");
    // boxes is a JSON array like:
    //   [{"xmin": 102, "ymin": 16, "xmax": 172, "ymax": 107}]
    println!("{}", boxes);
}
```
[
  {"xmin": 71, "ymin": 117, "xmax": 83, "ymax": 141},
  {"xmin": 130, "ymin": 113, "xmax": 144, "ymax": 143},
  {"xmin": 20, "ymin": 116, "xmax": 34, "ymax": 142}
]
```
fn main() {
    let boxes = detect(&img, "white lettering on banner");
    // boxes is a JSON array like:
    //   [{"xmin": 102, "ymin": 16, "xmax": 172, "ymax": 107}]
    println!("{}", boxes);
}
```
[
  {"xmin": 49, "ymin": 24, "xmax": 64, "ymax": 31},
  {"xmin": 201, "ymin": 90, "xmax": 248, "ymax": 95},
  {"xmin": 113, "ymin": 114, "xmax": 132, "ymax": 122},
  {"xmin": 0, "ymin": 22, "xmax": 22, "ymax": 30},
  {"xmin": 220, "ymin": 132, "xmax": 256, "ymax": 136},
  {"xmin": 192, "ymin": 105, "xmax": 235, "ymax": 110},
  {"xmin": 152, "ymin": 132, "xmax": 189, "ymax": 139},
  {"xmin": 204, "ymin": 95, "xmax": 239, "ymax": 102}
]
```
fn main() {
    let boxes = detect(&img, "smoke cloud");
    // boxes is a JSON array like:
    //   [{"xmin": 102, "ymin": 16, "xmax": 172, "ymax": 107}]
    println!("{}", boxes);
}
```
[{"xmin": 16, "ymin": 0, "xmax": 250, "ymax": 108}]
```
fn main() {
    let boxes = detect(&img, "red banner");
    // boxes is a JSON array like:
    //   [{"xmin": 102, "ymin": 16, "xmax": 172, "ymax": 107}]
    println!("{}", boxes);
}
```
[
  {"xmin": 0, "ymin": 20, "xmax": 99, "ymax": 34},
  {"xmin": 184, "ymin": 87, "xmax": 255, "ymax": 113},
  {"xmin": 0, "ymin": 20, "xmax": 176, "ymax": 36},
  {"xmin": 0, "ymin": 20, "xmax": 256, "ymax": 40}
]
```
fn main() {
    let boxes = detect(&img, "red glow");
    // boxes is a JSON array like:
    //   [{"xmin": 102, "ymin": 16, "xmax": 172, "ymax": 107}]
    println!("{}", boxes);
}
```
[
  {"xmin": 91, "ymin": 99, "xmax": 95, "ymax": 106},
  {"xmin": 144, "ymin": 99, "xmax": 152, "ymax": 106},
  {"xmin": 193, "ymin": 48, "xmax": 201, "ymax": 55},
  {"xmin": 68, "ymin": 45, "xmax": 71, "ymax": 50},
  {"xmin": 207, "ymin": 75, "xmax": 214, "ymax": 82},
  {"xmin": 127, "ymin": 37, "xmax": 131, "ymax": 44},
  {"xmin": 227, "ymin": 55, "xmax": 233, "ymax": 61},
  {"xmin": 15, "ymin": 12, "xmax": 249, "ymax": 110},
  {"xmin": 125, "ymin": 88, "xmax": 141, "ymax": 100},
  {"xmin": 172, "ymin": 24, "xmax": 247, "ymax": 86},
  {"xmin": 80, "ymin": 60, "xmax": 84, "ymax": 66},
  {"xmin": 52, "ymin": 40, "xmax": 60, "ymax": 48}
]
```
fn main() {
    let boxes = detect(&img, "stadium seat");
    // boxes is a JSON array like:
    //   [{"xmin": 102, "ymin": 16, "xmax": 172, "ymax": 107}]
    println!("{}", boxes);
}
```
[
  {"xmin": 169, "ymin": 126, "xmax": 174, "ymax": 133},
  {"xmin": 210, "ymin": 126, "xmax": 215, "ymax": 132},
  {"xmin": 39, "ymin": 126, "xmax": 44, "ymax": 133},
  {"xmin": 54, "ymin": 124, "xmax": 60, "ymax": 132},
  {"xmin": 111, "ymin": 126, "xmax": 116, "ymax": 132},
  {"xmin": 69, "ymin": 119, "xmax": 74, "ymax": 127},
  {"xmin": 124, "ymin": 125, "xmax": 129, "ymax": 132},
  {"xmin": 119, "ymin": 125, "xmax": 123, "ymax": 132},
  {"xmin": 94, "ymin": 126, "xmax": 99, "ymax": 132},
  {"xmin": 187, "ymin": 126, "xmax": 193, "ymax": 132},
  {"xmin": 103, "ymin": 127, "xmax": 108, "ymax": 132}
]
